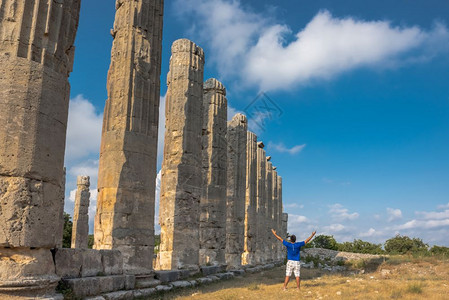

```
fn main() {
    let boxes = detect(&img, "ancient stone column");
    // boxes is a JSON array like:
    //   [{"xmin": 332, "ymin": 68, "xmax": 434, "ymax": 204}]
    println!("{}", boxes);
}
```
[
  {"xmin": 272, "ymin": 169, "xmax": 278, "ymax": 261},
  {"xmin": 159, "ymin": 39, "xmax": 205, "ymax": 271},
  {"xmin": 265, "ymin": 159, "xmax": 273, "ymax": 262},
  {"xmin": 94, "ymin": 0, "xmax": 164, "ymax": 275},
  {"xmin": 255, "ymin": 142, "xmax": 266, "ymax": 264},
  {"xmin": 71, "ymin": 176, "xmax": 91, "ymax": 249},
  {"xmin": 282, "ymin": 212, "xmax": 288, "ymax": 258},
  {"xmin": 0, "ymin": 1, "xmax": 81, "ymax": 297},
  {"xmin": 277, "ymin": 175, "xmax": 284, "ymax": 261},
  {"xmin": 199, "ymin": 78, "xmax": 227, "ymax": 266},
  {"xmin": 242, "ymin": 131, "xmax": 257, "ymax": 265},
  {"xmin": 225, "ymin": 114, "xmax": 248, "ymax": 269}
]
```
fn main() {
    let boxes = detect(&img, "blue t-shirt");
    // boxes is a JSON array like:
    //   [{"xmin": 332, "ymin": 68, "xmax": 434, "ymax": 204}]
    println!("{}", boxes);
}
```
[{"xmin": 283, "ymin": 240, "xmax": 305, "ymax": 261}]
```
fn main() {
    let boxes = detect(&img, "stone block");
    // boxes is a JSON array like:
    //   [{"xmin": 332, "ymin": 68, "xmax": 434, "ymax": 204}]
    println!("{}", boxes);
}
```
[
  {"xmin": 55, "ymin": 248, "xmax": 103, "ymax": 278},
  {"xmin": 124, "ymin": 275, "xmax": 135, "ymax": 290},
  {"xmin": 196, "ymin": 277, "xmax": 213, "ymax": 285},
  {"xmin": 155, "ymin": 285, "xmax": 173, "ymax": 292},
  {"xmin": 200, "ymin": 265, "xmax": 220, "ymax": 276},
  {"xmin": 207, "ymin": 275, "xmax": 220, "ymax": 282},
  {"xmin": 171, "ymin": 280, "xmax": 192, "ymax": 288},
  {"xmin": 231, "ymin": 269, "xmax": 245, "ymax": 276},
  {"xmin": 132, "ymin": 288, "xmax": 156, "ymax": 298},
  {"xmin": 154, "ymin": 270, "xmax": 180, "ymax": 283},
  {"xmin": 103, "ymin": 290, "xmax": 134, "ymax": 300},
  {"xmin": 100, "ymin": 250, "xmax": 123, "ymax": 275},
  {"xmin": 63, "ymin": 275, "xmax": 126, "ymax": 298},
  {"xmin": 135, "ymin": 275, "xmax": 160, "ymax": 289},
  {"xmin": 215, "ymin": 272, "xmax": 235, "ymax": 280}
]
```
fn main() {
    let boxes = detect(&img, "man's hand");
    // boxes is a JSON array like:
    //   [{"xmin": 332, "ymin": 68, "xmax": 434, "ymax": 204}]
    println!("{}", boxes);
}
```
[
  {"xmin": 312, "ymin": 230, "xmax": 316, "ymax": 236},
  {"xmin": 271, "ymin": 229, "xmax": 283, "ymax": 242},
  {"xmin": 271, "ymin": 229, "xmax": 276, "ymax": 235},
  {"xmin": 305, "ymin": 230, "xmax": 317, "ymax": 244}
]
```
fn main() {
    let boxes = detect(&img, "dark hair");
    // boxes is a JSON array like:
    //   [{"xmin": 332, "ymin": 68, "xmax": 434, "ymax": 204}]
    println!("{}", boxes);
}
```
[{"xmin": 290, "ymin": 235, "xmax": 296, "ymax": 243}]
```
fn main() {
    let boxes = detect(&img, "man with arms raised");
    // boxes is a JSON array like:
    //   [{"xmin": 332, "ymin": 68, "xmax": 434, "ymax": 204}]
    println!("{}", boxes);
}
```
[{"xmin": 272, "ymin": 229, "xmax": 316, "ymax": 290}]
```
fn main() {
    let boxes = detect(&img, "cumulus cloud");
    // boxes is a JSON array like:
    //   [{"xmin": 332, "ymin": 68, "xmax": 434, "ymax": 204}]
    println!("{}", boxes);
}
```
[
  {"xmin": 154, "ymin": 170, "xmax": 162, "ymax": 234},
  {"xmin": 323, "ymin": 223, "xmax": 346, "ymax": 233},
  {"xmin": 267, "ymin": 142, "xmax": 306, "ymax": 155},
  {"xmin": 66, "ymin": 95, "xmax": 103, "ymax": 161},
  {"xmin": 176, "ymin": 0, "xmax": 449, "ymax": 91},
  {"xmin": 387, "ymin": 208, "xmax": 402, "ymax": 222},
  {"xmin": 329, "ymin": 203, "xmax": 359, "ymax": 221},
  {"xmin": 437, "ymin": 202, "xmax": 449, "ymax": 210}
]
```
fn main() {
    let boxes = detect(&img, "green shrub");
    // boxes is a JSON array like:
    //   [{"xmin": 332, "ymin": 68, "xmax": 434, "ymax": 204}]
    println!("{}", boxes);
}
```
[
  {"xmin": 309, "ymin": 235, "xmax": 339, "ymax": 250},
  {"xmin": 384, "ymin": 235, "xmax": 428, "ymax": 255},
  {"xmin": 62, "ymin": 212, "xmax": 73, "ymax": 248}
]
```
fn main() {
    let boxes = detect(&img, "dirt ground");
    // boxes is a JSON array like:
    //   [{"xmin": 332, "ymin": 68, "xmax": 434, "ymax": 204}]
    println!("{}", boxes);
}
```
[{"xmin": 149, "ymin": 256, "xmax": 449, "ymax": 300}]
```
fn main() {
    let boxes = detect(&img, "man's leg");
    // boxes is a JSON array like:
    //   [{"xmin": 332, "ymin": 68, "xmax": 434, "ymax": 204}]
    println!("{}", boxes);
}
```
[
  {"xmin": 295, "ymin": 276, "xmax": 301, "ymax": 289},
  {"xmin": 283, "ymin": 276, "xmax": 290, "ymax": 290}
]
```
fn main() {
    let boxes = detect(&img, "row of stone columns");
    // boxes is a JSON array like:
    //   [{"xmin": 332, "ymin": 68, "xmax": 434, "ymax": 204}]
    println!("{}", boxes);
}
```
[
  {"xmin": 0, "ymin": 2, "xmax": 288, "ymax": 298},
  {"xmin": 157, "ymin": 39, "xmax": 288, "ymax": 271}
]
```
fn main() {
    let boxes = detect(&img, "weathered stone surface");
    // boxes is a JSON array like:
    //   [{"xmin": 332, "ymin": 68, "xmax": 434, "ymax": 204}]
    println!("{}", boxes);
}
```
[
  {"xmin": 0, "ymin": 0, "xmax": 81, "ymax": 297},
  {"xmin": 54, "ymin": 249, "xmax": 124, "ymax": 279},
  {"xmin": 242, "ymin": 131, "xmax": 257, "ymax": 265},
  {"xmin": 265, "ymin": 160, "xmax": 273, "ymax": 262},
  {"xmin": 72, "ymin": 176, "xmax": 90, "ymax": 249},
  {"xmin": 199, "ymin": 78, "xmax": 227, "ymax": 266},
  {"xmin": 171, "ymin": 281, "xmax": 192, "ymax": 288},
  {"xmin": 154, "ymin": 270, "xmax": 179, "ymax": 284},
  {"xmin": 200, "ymin": 265, "xmax": 221, "ymax": 276},
  {"xmin": 271, "ymin": 169, "xmax": 278, "ymax": 261},
  {"xmin": 225, "ymin": 114, "xmax": 248, "ymax": 269},
  {"xmin": 94, "ymin": 0, "xmax": 164, "ymax": 275},
  {"xmin": 132, "ymin": 288, "xmax": 156, "ymax": 298},
  {"xmin": 63, "ymin": 275, "xmax": 127, "ymax": 298},
  {"xmin": 159, "ymin": 39, "xmax": 205, "ymax": 271},
  {"xmin": 255, "ymin": 144, "xmax": 266, "ymax": 264},
  {"xmin": 155, "ymin": 285, "xmax": 173, "ymax": 292},
  {"xmin": 277, "ymin": 176, "xmax": 284, "ymax": 261}
]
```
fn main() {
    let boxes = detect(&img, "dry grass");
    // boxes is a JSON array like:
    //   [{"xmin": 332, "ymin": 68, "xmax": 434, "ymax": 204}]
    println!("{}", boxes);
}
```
[{"xmin": 151, "ymin": 257, "xmax": 449, "ymax": 300}]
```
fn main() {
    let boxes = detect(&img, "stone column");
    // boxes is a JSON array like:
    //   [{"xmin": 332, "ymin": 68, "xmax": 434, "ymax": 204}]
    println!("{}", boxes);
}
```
[
  {"xmin": 225, "ymin": 114, "xmax": 248, "ymax": 269},
  {"xmin": 199, "ymin": 78, "xmax": 227, "ymax": 266},
  {"xmin": 255, "ymin": 142, "xmax": 266, "ymax": 264},
  {"xmin": 282, "ymin": 212, "xmax": 288, "ymax": 259},
  {"xmin": 265, "ymin": 159, "xmax": 273, "ymax": 262},
  {"xmin": 277, "ymin": 175, "xmax": 284, "ymax": 261},
  {"xmin": 242, "ymin": 131, "xmax": 257, "ymax": 265},
  {"xmin": 272, "ymin": 169, "xmax": 278, "ymax": 261},
  {"xmin": 0, "ymin": 1, "xmax": 81, "ymax": 297},
  {"xmin": 159, "ymin": 39, "xmax": 205, "ymax": 271},
  {"xmin": 71, "ymin": 176, "xmax": 91, "ymax": 249},
  {"xmin": 94, "ymin": 0, "xmax": 164, "ymax": 275}
]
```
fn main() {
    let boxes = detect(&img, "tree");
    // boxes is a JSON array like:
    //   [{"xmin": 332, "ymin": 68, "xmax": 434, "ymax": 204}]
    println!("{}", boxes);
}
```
[
  {"xmin": 62, "ymin": 212, "xmax": 73, "ymax": 248},
  {"xmin": 309, "ymin": 235, "xmax": 338, "ymax": 250},
  {"xmin": 338, "ymin": 239, "xmax": 384, "ymax": 254},
  {"xmin": 384, "ymin": 235, "xmax": 428, "ymax": 254}
]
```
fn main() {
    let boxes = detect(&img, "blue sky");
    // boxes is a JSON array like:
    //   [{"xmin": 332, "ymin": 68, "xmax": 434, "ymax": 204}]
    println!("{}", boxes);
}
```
[{"xmin": 64, "ymin": 0, "xmax": 449, "ymax": 246}]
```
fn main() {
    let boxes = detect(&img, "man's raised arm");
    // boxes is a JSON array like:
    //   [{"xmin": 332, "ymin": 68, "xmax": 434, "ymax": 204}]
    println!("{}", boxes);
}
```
[
  {"xmin": 304, "ymin": 231, "xmax": 317, "ymax": 244},
  {"xmin": 271, "ymin": 229, "xmax": 283, "ymax": 242}
]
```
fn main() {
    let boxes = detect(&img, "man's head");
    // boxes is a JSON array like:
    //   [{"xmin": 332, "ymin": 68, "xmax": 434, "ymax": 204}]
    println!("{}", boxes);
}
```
[{"xmin": 290, "ymin": 235, "xmax": 296, "ymax": 243}]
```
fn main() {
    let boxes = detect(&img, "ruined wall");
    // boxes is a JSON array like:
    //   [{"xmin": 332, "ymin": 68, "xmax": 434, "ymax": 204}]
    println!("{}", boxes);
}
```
[
  {"xmin": 225, "ymin": 114, "xmax": 248, "ymax": 269},
  {"xmin": 242, "ymin": 131, "xmax": 257, "ymax": 265},
  {"xmin": 72, "ymin": 176, "xmax": 91, "ymax": 249},
  {"xmin": 159, "ymin": 39, "xmax": 205, "ymax": 270},
  {"xmin": 199, "ymin": 78, "xmax": 227, "ymax": 266},
  {"xmin": 0, "ymin": 0, "xmax": 81, "ymax": 296},
  {"xmin": 272, "ymin": 169, "xmax": 278, "ymax": 261},
  {"xmin": 94, "ymin": 0, "xmax": 164, "ymax": 275}
]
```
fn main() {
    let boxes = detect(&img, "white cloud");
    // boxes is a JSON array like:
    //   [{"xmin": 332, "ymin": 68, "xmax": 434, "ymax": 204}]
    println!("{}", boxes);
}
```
[
  {"xmin": 284, "ymin": 203, "xmax": 304, "ymax": 209},
  {"xmin": 289, "ymin": 214, "xmax": 309, "ymax": 224},
  {"xmin": 154, "ymin": 170, "xmax": 162, "ymax": 234},
  {"xmin": 66, "ymin": 95, "xmax": 103, "ymax": 161},
  {"xmin": 387, "ymin": 208, "xmax": 402, "ymax": 222},
  {"xmin": 437, "ymin": 202, "xmax": 449, "ymax": 210},
  {"xmin": 329, "ymin": 203, "xmax": 359, "ymax": 221},
  {"xmin": 396, "ymin": 219, "xmax": 449, "ymax": 230},
  {"xmin": 267, "ymin": 142, "xmax": 306, "ymax": 155},
  {"xmin": 323, "ymin": 223, "xmax": 346, "ymax": 233},
  {"xmin": 176, "ymin": 1, "xmax": 449, "ymax": 91},
  {"xmin": 416, "ymin": 209, "xmax": 449, "ymax": 220}
]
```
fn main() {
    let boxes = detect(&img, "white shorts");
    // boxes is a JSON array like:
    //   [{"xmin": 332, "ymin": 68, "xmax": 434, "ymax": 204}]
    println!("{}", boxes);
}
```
[{"xmin": 286, "ymin": 260, "xmax": 301, "ymax": 277}]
